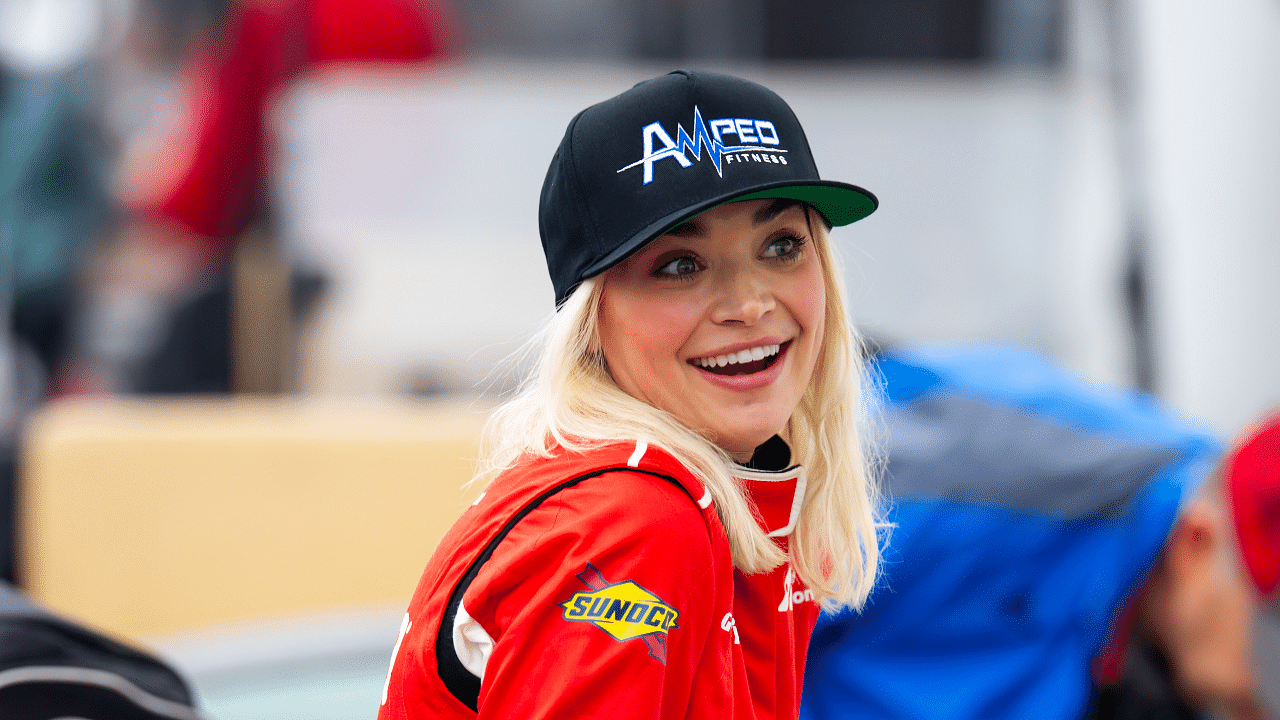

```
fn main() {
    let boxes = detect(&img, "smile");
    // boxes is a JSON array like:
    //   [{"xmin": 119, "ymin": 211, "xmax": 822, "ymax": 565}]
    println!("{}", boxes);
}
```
[{"xmin": 690, "ymin": 343, "xmax": 786, "ymax": 376}]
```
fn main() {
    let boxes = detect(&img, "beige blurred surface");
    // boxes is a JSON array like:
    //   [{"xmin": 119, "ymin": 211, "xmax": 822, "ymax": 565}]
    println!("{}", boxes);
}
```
[{"xmin": 20, "ymin": 397, "xmax": 491, "ymax": 641}]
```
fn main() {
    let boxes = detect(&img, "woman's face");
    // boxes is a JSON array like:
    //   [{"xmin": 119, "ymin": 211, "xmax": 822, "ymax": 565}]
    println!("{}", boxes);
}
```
[{"xmin": 598, "ymin": 198, "xmax": 827, "ymax": 460}]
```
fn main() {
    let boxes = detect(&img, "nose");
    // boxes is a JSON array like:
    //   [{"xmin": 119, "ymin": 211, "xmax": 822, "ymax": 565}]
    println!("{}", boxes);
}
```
[{"xmin": 709, "ymin": 265, "xmax": 775, "ymax": 325}]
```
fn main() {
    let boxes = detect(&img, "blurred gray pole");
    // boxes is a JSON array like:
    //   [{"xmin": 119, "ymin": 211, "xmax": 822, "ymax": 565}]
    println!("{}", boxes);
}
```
[
  {"xmin": 1051, "ymin": 0, "xmax": 1136, "ymax": 388},
  {"xmin": 1126, "ymin": 0, "xmax": 1280, "ymax": 432},
  {"xmin": 1101, "ymin": 0, "xmax": 1158, "ymax": 394}
]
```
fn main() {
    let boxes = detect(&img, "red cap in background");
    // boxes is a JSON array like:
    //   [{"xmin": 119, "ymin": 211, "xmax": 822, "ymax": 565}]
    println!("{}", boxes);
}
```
[
  {"xmin": 307, "ymin": 0, "xmax": 458, "ymax": 62},
  {"xmin": 1227, "ymin": 413, "xmax": 1280, "ymax": 597}
]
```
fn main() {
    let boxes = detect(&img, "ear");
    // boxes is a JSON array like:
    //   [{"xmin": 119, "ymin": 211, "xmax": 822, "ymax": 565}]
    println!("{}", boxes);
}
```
[{"xmin": 1164, "ymin": 501, "xmax": 1221, "ymax": 582}]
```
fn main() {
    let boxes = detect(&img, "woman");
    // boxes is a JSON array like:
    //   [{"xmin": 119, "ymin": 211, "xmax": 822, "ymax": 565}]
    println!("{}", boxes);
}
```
[{"xmin": 379, "ymin": 69, "xmax": 881, "ymax": 719}]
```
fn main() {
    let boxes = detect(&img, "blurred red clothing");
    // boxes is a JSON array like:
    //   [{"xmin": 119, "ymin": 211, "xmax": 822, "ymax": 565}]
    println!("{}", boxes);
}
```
[{"xmin": 138, "ymin": 0, "xmax": 457, "ymax": 246}]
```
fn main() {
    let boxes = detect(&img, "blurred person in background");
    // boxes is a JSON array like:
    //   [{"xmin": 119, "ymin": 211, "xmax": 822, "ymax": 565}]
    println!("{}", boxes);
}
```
[
  {"xmin": 2, "ymin": 0, "xmax": 171, "ymax": 587},
  {"xmin": 4, "ymin": 0, "xmax": 232, "ymax": 403},
  {"xmin": 4, "ymin": 0, "xmax": 458, "ymax": 579},
  {"xmin": 1105, "ymin": 412, "xmax": 1280, "ymax": 720},
  {"xmin": 3, "ymin": 0, "xmax": 245, "ymax": 588},
  {"xmin": 88, "ymin": 0, "xmax": 458, "ymax": 395},
  {"xmin": 2, "ymin": 14, "xmax": 107, "ymax": 587},
  {"xmin": 800, "ymin": 343, "xmax": 1279, "ymax": 720}
]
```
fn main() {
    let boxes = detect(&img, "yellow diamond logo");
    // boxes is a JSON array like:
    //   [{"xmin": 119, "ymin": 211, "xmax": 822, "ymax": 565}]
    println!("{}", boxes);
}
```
[{"xmin": 561, "ymin": 579, "xmax": 679, "ymax": 641}]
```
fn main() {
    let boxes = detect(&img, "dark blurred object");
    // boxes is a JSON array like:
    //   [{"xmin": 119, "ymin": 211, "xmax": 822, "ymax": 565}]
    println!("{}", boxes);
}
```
[
  {"xmin": 763, "ymin": 0, "xmax": 987, "ymax": 61},
  {"xmin": 134, "ymin": 279, "xmax": 231, "ymax": 394},
  {"xmin": 135, "ymin": 0, "xmax": 234, "ymax": 67},
  {"xmin": 0, "ymin": 455, "xmax": 13, "ymax": 585},
  {"xmin": 0, "ymin": 581, "xmax": 201, "ymax": 719},
  {"xmin": 134, "ymin": 266, "xmax": 327, "ymax": 395},
  {"xmin": 453, "ymin": 0, "xmax": 1062, "ymax": 65},
  {"xmin": 761, "ymin": 0, "xmax": 1063, "ymax": 64},
  {"xmin": 1091, "ymin": 636, "xmax": 1203, "ymax": 720},
  {"xmin": 2, "ymin": 64, "xmax": 114, "ymax": 385},
  {"xmin": 2, "ymin": 60, "xmax": 116, "ymax": 585}
]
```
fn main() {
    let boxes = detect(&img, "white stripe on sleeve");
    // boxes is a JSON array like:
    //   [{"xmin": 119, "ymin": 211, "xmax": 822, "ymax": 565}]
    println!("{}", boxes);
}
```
[{"xmin": 452, "ymin": 603, "xmax": 495, "ymax": 680}]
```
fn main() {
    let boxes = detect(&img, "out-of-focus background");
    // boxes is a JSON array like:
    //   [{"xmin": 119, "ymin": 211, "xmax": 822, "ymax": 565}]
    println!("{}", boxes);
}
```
[{"xmin": 2, "ymin": 0, "xmax": 1277, "ymax": 717}]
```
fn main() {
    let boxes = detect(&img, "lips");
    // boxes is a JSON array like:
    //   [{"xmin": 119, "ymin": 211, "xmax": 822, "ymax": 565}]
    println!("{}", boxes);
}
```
[{"xmin": 690, "ymin": 342, "xmax": 788, "ymax": 376}]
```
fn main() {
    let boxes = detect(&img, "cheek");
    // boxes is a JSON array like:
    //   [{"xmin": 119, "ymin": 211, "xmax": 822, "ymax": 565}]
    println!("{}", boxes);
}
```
[
  {"xmin": 600, "ymin": 293, "xmax": 698, "ymax": 387},
  {"xmin": 785, "ymin": 266, "xmax": 829, "ymax": 389},
  {"xmin": 792, "ymin": 266, "xmax": 828, "ymax": 340}
]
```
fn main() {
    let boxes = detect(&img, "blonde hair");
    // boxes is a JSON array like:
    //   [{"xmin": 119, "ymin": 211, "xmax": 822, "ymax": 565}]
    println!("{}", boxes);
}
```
[{"xmin": 476, "ymin": 213, "xmax": 883, "ymax": 610}]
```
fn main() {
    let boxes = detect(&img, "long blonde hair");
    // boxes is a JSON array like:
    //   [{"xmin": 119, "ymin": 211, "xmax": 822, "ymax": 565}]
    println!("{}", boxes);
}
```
[{"xmin": 476, "ymin": 212, "xmax": 882, "ymax": 610}]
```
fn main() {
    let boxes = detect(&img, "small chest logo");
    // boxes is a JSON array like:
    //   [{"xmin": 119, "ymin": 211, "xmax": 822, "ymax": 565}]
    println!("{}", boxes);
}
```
[
  {"xmin": 561, "ymin": 563, "xmax": 679, "ymax": 663},
  {"xmin": 617, "ymin": 106, "xmax": 789, "ymax": 185},
  {"xmin": 777, "ymin": 566, "xmax": 815, "ymax": 612}
]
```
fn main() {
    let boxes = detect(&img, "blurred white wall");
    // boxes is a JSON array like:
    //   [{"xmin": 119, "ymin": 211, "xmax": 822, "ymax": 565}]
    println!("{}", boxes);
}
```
[
  {"xmin": 272, "ymin": 0, "xmax": 1280, "ymax": 440},
  {"xmin": 274, "ymin": 60, "xmax": 1133, "ymax": 396},
  {"xmin": 1133, "ymin": 0, "xmax": 1280, "ymax": 436}
]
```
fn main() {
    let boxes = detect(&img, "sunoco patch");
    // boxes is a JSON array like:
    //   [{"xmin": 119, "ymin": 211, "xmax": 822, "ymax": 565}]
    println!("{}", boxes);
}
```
[{"xmin": 560, "ymin": 563, "xmax": 678, "ymax": 663}]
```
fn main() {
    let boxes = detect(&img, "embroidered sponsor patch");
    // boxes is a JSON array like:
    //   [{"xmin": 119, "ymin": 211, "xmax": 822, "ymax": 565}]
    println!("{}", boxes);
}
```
[
  {"xmin": 560, "ymin": 563, "xmax": 679, "ymax": 663},
  {"xmin": 616, "ymin": 106, "xmax": 789, "ymax": 185}
]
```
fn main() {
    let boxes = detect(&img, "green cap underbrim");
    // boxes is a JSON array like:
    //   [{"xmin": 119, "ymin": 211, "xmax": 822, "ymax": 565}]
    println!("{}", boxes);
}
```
[{"xmin": 728, "ymin": 183, "xmax": 878, "ymax": 226}]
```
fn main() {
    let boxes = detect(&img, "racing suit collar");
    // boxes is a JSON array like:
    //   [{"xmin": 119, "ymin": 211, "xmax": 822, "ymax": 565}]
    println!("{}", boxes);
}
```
[{"xmin": 733, "ymin": 436, "xmax": 805, "ymax": 538}]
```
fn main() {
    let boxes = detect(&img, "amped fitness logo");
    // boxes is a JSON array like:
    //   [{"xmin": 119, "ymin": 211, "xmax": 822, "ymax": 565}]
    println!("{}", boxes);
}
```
[
  {"xmin": 560, "ymin": 563, "xmax": 679, "ymax": 663},
  {"xmin": 617, "ymin": 106, "xmax": 789, "ymax": 185}
]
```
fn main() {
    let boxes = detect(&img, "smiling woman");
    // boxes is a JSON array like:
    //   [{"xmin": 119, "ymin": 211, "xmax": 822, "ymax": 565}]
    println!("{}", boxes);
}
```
[{"xmin": 378, "ymin": 70, "xmax": 881, "ymax": 720}]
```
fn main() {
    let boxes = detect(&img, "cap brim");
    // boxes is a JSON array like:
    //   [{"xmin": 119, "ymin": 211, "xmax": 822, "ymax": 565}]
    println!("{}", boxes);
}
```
[
  {"xmin": 729, "ymin": 182, "xmax": 878, "ymax": 226},
  {"xmin": 580, "ymin": 180, "xmax": 877, "ymax": 280}
]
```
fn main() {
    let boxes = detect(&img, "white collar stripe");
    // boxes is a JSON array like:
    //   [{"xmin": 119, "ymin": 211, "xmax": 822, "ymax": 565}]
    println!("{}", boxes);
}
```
[
  {"xmin": 765, "ymin": 467, "xmax": 807, "ymax": 538},
  {"xmin": 734, "ymin": 465, "xmax": 804, "ymax": 483},
  {"xmin": 627, "ymin": 440, "xmax": 649, "ymax": 468}
]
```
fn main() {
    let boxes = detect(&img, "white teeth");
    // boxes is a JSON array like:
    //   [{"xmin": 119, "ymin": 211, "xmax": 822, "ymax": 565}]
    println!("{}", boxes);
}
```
[{"xmin": 694, "ymin": 344, "xmax": 781, "ymax": 368}]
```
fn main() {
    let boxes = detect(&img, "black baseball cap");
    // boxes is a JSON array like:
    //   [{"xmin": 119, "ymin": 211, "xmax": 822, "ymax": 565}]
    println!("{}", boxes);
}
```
[{"xmin": 538, "ymin": 69, "xmax": 878, "ymax": 305}]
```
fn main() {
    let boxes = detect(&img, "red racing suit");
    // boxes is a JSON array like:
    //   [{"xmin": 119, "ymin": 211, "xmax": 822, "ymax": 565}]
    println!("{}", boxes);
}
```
[{"xmin": 378, "ymin": 437, "xmax": 820, "ymax": 719}]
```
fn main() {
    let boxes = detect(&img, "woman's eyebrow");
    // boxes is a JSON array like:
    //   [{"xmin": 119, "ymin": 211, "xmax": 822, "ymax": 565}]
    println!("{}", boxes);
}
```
[
  {"xmin": 666, "ymin": 200, "xmax": 800, "ymax": 238},
  {"xmin": 753, "ymin": 199, "xmax": 802, "ymax": 225},
  {"xmin": 665, "ymin": 219, "xmax": 704, "ymax": 237}
]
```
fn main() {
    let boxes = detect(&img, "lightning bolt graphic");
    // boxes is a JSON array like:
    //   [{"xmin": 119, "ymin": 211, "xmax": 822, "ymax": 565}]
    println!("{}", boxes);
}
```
[{"xmin": 617, "ymin": 107, "xmax": 787, "ymax": 182}]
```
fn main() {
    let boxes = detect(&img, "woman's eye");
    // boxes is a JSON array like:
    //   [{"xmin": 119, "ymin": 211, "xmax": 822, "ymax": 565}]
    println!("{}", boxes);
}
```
[
  {"xmin": 657, "ymin": 256, "xmax": 700, "ymax": 278},
  {"xmin": 764, "ymin": 236, "xmax": 802, "ymax": 259}
]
